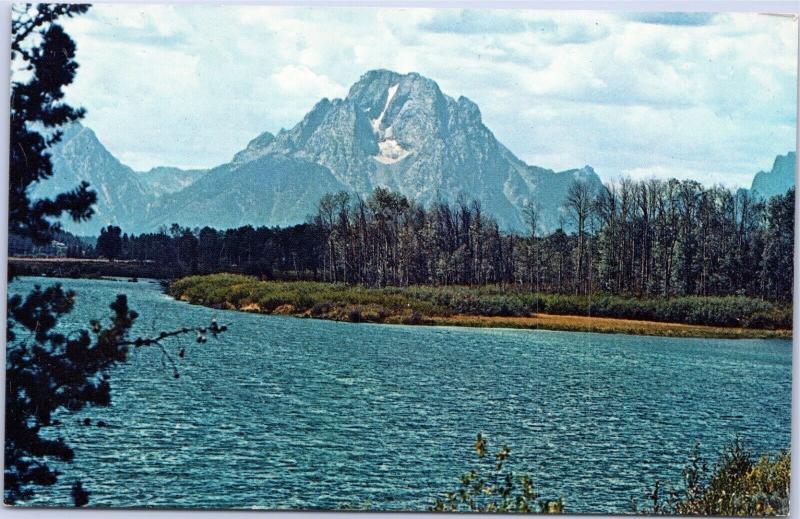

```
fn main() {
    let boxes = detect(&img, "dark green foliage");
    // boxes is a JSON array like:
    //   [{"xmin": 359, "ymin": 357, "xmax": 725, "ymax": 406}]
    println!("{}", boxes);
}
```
[
  {"xmin": 632, "ymin": 439, "xmax": 790, "ymax": 516},
  {"xmin": 96, "ymin": 225, "xmax": 122, "ymax": 260},
  {"xmin": 431, "ymin": 433, "xmax": 563, "ymax": 513},
  {"xmin": 46, "ymin": 183, "xmax": 793, "ymax": 309},
  {"xmin": 8, "ymin": 228, "xmax": 92, "ymax": 257},
  {"xmin": 176, "ymin": 228, "xmax": 199, "ymax": 273},
  {"xmin": 84, "ymin": 223, "xmax": 324, "ymax": 279},
  {"xmin": 7, "ymin": 4, "xmax": 97, "ymax": 504},
  {"xmin": 308, "ymin": 183, "xmax": 794, "ymax": 303},
  {"xmin": 761, "ymin": 190, "xmax": 794, "ymax": 301},
  {"xmin": 5, "ymin": 287, "xmax": 137, "ymax": 504},
  {"xmin": 6, "ymin": 5, "xmax": 229, "ymax": 506},
  {"xmin": 9, "ymin": 4, "xmax": 95, "ymax": 244},
  {"xmin": 70, "ymin": 481, "xmax": 89, "ymax": 507}
]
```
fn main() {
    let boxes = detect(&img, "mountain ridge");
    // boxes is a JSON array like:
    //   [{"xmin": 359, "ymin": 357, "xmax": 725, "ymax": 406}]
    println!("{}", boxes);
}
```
[
  {"xmin": 32, "ymin": 123, "xmax": 153, "ymax": 235},
  {"xmin": 194, "ymin": 68, "xmax": 607, "ymax": 232},
  {"xmin": 32, "ymin": 69, "xmax": 797, "ymax": 236},
  {"xmin": 750, "ymin": 151, "xmax": 796, "ymax": 200},
  {"xmin": 136, "ymin": 166, "xmax": 209, "ymax": 197}
]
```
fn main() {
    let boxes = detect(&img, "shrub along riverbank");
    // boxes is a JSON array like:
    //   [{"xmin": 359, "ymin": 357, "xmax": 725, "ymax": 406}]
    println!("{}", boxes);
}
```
[
  {"xmin": 169, "ymin": 274, "xmax": 791, "ymax": 339},
  {"xmin": 430, "ymin": 435, "xmax": 789, "ymax": 515}
]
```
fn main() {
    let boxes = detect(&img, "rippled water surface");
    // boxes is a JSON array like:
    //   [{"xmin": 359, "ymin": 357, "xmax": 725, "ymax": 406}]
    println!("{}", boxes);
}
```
[{"xmin": 10, "ymin": 277, "xmax": 791, "ymax": 512}]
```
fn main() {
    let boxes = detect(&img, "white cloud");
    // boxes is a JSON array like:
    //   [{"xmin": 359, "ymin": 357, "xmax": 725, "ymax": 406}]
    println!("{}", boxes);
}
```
[
  {"xmin": 270, "ymin": 65, "xmax": 346, "ymax": 99},
  {"xmin": 54, "ymin": 6, "xmax": 796, "ymax": 187},
  {"xmin": 621, "ymin": 165, "xmax": 746, "ymax": 188}
]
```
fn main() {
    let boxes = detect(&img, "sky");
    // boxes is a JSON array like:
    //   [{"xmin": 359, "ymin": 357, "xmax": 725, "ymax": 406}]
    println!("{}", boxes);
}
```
[{"xmin": 57, "ymin": 5, "xmax": 798, "ymax": 187}]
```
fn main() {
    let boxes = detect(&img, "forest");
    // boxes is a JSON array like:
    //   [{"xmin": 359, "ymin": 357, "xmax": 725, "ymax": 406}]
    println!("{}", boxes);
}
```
[{"xmin": 19, "ymin": 179, "xmax": 794, "ymax": 304}]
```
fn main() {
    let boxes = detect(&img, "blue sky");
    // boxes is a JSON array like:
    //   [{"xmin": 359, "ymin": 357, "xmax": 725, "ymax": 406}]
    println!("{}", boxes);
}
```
[{"xmin": 58, "ymin": 6, "xmax": 797, "ymax": 187}]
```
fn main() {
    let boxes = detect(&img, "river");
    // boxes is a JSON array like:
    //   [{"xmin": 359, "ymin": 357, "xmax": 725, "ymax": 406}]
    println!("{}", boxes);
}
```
[{"xmin": 9, "ymin": 277, "xmax": 791, "ymax": 512}]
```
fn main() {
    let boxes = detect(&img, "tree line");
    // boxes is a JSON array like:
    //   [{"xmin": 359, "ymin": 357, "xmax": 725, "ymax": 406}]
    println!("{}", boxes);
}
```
[
  {"xmin": 48, "ymin": 180, "xmax": 794, "ymax": 302},
  {"xmin": 313, "ymin": 182, "xmax": 793, "ymax": 301}
]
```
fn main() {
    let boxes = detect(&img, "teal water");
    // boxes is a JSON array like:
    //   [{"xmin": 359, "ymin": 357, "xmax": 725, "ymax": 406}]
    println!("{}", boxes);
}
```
[{"xmin": 9, "ymin": 277, "xmax": 792, "ymax": 512}]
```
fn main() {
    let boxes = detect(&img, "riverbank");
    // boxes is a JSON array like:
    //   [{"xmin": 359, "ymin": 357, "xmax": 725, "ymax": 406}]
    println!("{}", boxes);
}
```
[
  {"xmin": 169, "ymin": 274, "xmax": 792, "ymax": 339},
  {"xmin": 429, "ymin": 314, "xmax": 791, "ymax": 339},
  {"xmin": 9, "ymin": 256, "xmax": 181, "ymax": 279}
]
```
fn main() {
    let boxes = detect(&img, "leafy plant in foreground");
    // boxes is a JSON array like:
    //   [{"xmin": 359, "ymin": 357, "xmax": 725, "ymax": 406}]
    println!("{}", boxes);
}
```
[
  {"xmin": 430, "ymin": 433, "xmax": 563, "ymax": 513},
  {"xmin": 631, "ymin": 439, "xmax": 790, "ymax": 516}
]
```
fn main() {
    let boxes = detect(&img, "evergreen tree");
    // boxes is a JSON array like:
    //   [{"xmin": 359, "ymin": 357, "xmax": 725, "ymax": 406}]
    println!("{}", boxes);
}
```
[
  {"xmin": 96, "ymin": 225, "xmax": 123, "ymax": 260},
  {"xmin": 9, "ymin": 4, "xmax": 95, "ymax": 246},
  {"xmin": 6, "ymin": 6, "xmax": 227, "ymax": 505}
]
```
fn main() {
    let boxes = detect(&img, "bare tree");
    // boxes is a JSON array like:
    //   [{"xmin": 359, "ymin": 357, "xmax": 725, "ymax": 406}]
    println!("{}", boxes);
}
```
[{"xmin": 564, "ymin": 180, "xmax": 593, "ymax": 294}]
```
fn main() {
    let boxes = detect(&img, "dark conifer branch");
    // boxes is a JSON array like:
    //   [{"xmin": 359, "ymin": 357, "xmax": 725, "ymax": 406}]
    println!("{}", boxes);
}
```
[{"xmin": 5, "ymin": 5, "xmax": 229, "ymax": 506}]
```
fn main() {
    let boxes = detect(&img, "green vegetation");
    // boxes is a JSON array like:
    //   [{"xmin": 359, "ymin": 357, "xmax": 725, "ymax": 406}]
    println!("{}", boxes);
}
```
[
  {"xmin": 431, "ymin": 433, "xmax": 562, "ymax": 513},
  {"xmin": 31, "ymin": 184, "xmax": 794, "ymax": 309},
  {"xmin": 633, "ymin": 439, "xmax": 790, "ymax": 516},
  {"xmin": 432, "ymin": 435, "xmax": 789, "ymax": 516},
  {"xmin": 387, "ymin": 285, "xmax": 792, "ymax": 329},
  {"xmin": 312, "ymin": 185, "xmax": 794, "ymax": 303},
  {"xmin": 9, "ymin": 257, "xmax": 180, "ymax": 280},
  {"xmin": 170, "ymin": 273, "xmax": 447, "ymax": 320},
  {"xmin": 169, "ymin": 274, "xmax": 791, "ymax": 339},
  {"xmin": 170, "ymin": 273, "xmax": 792, "ymax": 328}
]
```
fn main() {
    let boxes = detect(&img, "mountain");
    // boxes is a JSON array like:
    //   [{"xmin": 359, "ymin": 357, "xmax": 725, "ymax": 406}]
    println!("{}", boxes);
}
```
[
  {"xmin": 137, "ymin": 166, "xmax": 208, "ymax": 197},
  {"xmin": 144, "ymin": 154, "xmax": 345, "ymax": 230},
  {"xmin": 32, "ymin": 124, "xmax": 210, "ymax": 234},
  {"xmin": 31, "ymin": 123, "xmax": 154, "ymax": 235},
  {"xmin": 221, "ymin": 69, "xmax": 604, "ymax": 231},
  {"xmin": 750, "ymin": 152, "xmax": 796, "ymax": 199},
  {"xmin": 41, "ymin": 70, "xmax": 609, "ymax": 235}
]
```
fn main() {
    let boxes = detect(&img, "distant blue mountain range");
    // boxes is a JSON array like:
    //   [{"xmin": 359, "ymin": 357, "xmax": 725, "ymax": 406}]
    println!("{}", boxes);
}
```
[{"xmin": 750, "ymin": 151, "xmax": 796, "ymax": 200}]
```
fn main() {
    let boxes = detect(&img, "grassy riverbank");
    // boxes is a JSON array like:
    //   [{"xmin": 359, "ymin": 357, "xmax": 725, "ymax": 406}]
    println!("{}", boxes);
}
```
[{"xmin": 169, "ymin": 274, "xmax": 792, "ymax": 339}]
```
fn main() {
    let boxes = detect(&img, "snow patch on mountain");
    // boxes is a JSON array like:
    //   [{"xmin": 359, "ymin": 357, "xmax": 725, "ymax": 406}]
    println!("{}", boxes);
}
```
[
  {"xmin": 369, "ymin": 83, "xmax": 412, "ymax": 164},
  {"xmin": 371, "ymin": 83, "xmax": 398, "ymax": 133},
  {"xmin": 374, "ymin": 139, "xmax": 411, "ymax": 164}
]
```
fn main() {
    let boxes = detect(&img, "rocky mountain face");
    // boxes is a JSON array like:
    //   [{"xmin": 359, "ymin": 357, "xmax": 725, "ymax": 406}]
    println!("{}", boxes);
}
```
[
  {"xmin": 31, "ymin": 123, "xmax": 154, "ymax": 236},
  {"xmin": 143, "ymin": 154, "xmax": 345, "ymax": 230},
  {"xmin": 32, "ymin": 123, "xmax": 212, "ymax": 235},
  {"xmin": 137, "ymin": 166, "xmax": 208, "ymax": 197},
  {"xmin": 39, "ymin": 70, "xmax": 791, "ymax": 237},
  {"xmin": 230, "ymin": 69, "xmax": 604, "ymax": 231},
  {"xmin": 750, "ymin": 151, "xmax": 796, "ymax": 199}
]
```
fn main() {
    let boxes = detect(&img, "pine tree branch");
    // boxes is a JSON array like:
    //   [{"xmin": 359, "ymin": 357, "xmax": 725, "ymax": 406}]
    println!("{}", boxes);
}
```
[{"xmin": 119, "ymin": 319, "xmax": 227, "ymax": 348}]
